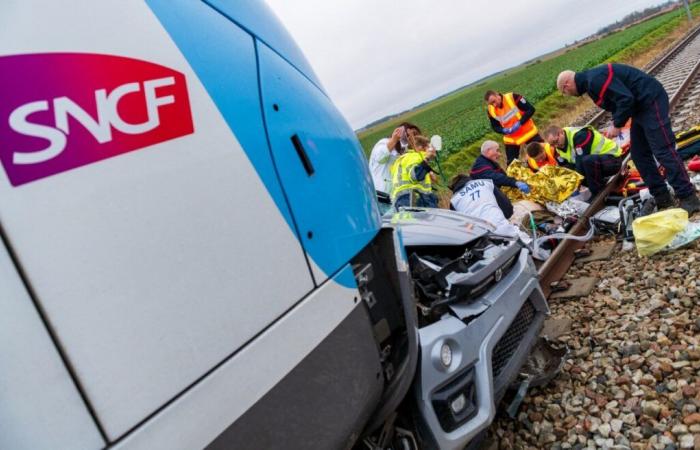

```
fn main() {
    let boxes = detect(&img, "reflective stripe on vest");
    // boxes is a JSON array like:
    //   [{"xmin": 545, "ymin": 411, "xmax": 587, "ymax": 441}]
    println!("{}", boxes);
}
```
[
  {"xmin": 561, "ymin": 127, "xmax": 580, "ymax": 163},
  {"xmin": 527, "ymin": 143, "xmax": 558, "ymax": 171},
  {"xmin": 563, "ymin": 126, "xmax": 621, "ymax": 163},
  {"xmin": 591, "ymin": 129, "xmax": 622, "ymax": 157},
  {"xmin": 390, "ymin": 150, "xmax": 432, "ymax": 199},
  {"xmin": 488, "ymin": 92, "xmax": 538, "ymax": 145}
]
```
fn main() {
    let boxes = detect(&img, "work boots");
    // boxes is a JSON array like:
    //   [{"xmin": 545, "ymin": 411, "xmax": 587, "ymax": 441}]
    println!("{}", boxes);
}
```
[
  {"xmin": 679, "ymin": 193, "xmax": 700, "ymax": 215},
  {"xmin": 639, "ymin": 191, "xmax": 674, "ymax": 216}
]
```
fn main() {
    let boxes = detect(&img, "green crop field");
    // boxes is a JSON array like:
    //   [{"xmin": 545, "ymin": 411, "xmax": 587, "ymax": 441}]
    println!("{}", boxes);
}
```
[{"xmin": 358, "ymin": 4, "xmax": 700, "ymax": 183}]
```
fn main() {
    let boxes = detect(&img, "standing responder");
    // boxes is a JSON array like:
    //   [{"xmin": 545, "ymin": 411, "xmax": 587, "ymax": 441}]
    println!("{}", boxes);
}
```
[
  {"xmin": 543, "ymin": 125, "xmax": 623, "ymax": 196},
  {"xmin": 368, "ymin": 122, "xmax": 421, "ymax": 193},
  {"xmin": 557, "ymin": 64, "xmax": 700, "ymax": 214},
  {"xmin": 485, "ymin": 90, "xmax": 544, "ymax": 164},
  {"xmin": 470, "ymin": 140, "xmax": 531, "ymax": 194},
  {"xmin": 390, "ymin": 135, "xmax": 438, "ymax": 208}
]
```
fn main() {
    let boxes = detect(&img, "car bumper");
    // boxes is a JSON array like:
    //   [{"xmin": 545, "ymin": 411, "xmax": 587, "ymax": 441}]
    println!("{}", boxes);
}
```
[{"xmin": 414, "ymin": 248, "xmax": 548, "ymax": 450}]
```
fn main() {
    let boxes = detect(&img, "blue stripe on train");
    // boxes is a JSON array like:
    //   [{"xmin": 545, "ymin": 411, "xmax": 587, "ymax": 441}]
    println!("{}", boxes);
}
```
[{"xmin": 146, "ymin": 1, "xmax": 379, "ymax": 287}]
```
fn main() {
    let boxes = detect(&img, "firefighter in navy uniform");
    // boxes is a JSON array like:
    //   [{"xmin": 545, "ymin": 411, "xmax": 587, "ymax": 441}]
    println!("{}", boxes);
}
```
[
  {"xmin": 557, "ymin": 64, "xmax": 700, "ymax": 214},
  {"xmin": 485, "ymin": 90, "xmax": 544, "ymax": 164},
  {"xmin": 470, "ymin": 140, "xmax": 531, "ymax": 194},
  {"xmin": 543, "ymin": 125, "xmax": 623, "ymax": 196}
]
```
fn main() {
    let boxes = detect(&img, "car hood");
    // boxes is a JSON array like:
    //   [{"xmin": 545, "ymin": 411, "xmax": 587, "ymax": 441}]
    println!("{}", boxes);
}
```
[{"xmin": 383, "ymin": 208, "xmax": 492, "ymax": 246}]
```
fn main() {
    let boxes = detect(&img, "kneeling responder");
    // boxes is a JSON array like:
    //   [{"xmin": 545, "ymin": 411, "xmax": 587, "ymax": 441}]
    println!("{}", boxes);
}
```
[
  {"xmin": 390, "ymin": 135, "xmax": 438, "ymax": 208},
  {"xmin": 525, "ymin": 141, "xmax": 559, "ymax": 172},
  {"xmin": 485, "ymin": 90, "xmax": 543, "ymax": 164},
  {"xmin": 449, "ymin": 173, "xmax": 520, "ymax": 237},
  {"xmin": 544, "ymin": 125, "xmax": 622, "ymax": 196},
  {"xmin": 471, "ymin": 140, "xmax": 531, "ymax": 194}
]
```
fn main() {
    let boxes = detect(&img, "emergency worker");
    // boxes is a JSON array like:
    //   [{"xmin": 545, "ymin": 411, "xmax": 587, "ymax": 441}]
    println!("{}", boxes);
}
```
[
  {"xmin": 557, "ymin": 64, "xmax": 700, "ymax": 214},
  {"xmin": 449, "ymin": 174, "xmax": 520, "ymax": 237},
  {"xmin": 390, "ymin": 135, "xmax": 438, "ymax": 208},
  {"xmin": 485, "ymin": 90, "xmax": 544, "ymax": 164},
  {"xmin": 470, "ymin": 140, "xmax": 531, "ymax": 194},
  {"xmin": 543, "ymin": 125, "xmax": 622, "ymax": 196},
  {"xmin": 368, "ymin": 122, "xmax": 421, "ymax": 193},
  {"xmin": 525, "ymin": 141, "xmax": 559, "ymax": 172}
]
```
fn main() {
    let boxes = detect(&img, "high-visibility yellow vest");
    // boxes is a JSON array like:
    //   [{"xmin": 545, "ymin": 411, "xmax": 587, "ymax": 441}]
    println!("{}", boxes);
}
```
[
  {"xmin": 390, "ymin": 150, "xmax": 432, "ymax": 200},
  {"xmin": 560, "ymin": 126, "xmax": 622, "ymax": 164},
  {"xmin": 488, "ymin": 92, "xmax": 538, "ymax": 145},
  {"xmin": 527, "ymin": 143, "xmax": 558, "ymax": 171}
]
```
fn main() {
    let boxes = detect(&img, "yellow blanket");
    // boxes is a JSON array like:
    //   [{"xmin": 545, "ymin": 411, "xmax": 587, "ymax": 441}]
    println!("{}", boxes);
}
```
[{"xmin": 502, "ymin": 161, "xmax": 584, "ymax": 204}]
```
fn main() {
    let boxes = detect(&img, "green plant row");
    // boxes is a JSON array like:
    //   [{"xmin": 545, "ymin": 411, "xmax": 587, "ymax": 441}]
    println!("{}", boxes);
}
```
[{"xmin": 358, "ymin": 5, "xmax": 699, "ymax": 185}]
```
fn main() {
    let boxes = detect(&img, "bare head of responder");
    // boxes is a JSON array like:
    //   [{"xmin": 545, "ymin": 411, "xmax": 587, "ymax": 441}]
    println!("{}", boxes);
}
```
[
  {"xmin": 526, "ymin": 142, "xmax": 547, "ymax": 164},
  {"xmin": 543, "ymin": 125, "xmax": 566, "ymax": 149},
  {"xmin": 480, "ymin": 139, "xmax": 502, "ymax": 163},
  {"xmin": 484, "ymin": 90, "xmax": 503, "ymax": 108},
  {"xmin": 556, "ymin": 70, "xmax": 579, "ymax": 96}
]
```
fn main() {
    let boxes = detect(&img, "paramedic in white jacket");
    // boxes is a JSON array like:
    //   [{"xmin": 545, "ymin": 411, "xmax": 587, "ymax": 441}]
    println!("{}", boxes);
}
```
[
  {"xmin": 369, "ymin": 122, "xmax": 421, "ymax": 193},
  {"xmin": 449, "ymin": 173, "xmax": 522, "ymax": 237}
]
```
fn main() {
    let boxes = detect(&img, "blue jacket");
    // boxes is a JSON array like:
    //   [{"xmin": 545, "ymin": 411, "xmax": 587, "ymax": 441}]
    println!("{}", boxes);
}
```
[
  {"xmin": 469, "ymin": 155, "xmax": 517, "ymax": 188},
  {"xmin": 575, "ymin": 63, "xmax": 666, "ymax": 128}
]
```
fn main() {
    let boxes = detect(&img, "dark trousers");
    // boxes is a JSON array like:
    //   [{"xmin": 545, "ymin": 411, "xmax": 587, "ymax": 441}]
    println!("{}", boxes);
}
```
[
  {"xmin": 577, "ymin": 154, "xmax": 622, "ymax": 196},
  {"xmin": 630, "ymin": 94, "xmax": 694, "ymax": 199},
  {"xmin": 394, "ymin": 191, "xmax": 438, "ymax": 208},
  {"xmin": 505, "ymin": 133, "xmax": 543, "ymax": 164}
]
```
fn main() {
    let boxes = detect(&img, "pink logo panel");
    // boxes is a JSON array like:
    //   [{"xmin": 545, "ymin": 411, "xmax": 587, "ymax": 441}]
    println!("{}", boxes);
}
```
[{"xmin": 0, "ymin": 53, "xmax": 194, "ymax": 186}]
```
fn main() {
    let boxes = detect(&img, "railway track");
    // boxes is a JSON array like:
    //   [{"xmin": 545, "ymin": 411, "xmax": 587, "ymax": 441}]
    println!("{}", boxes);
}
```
[
  {"xmin": 539, "ymin": 22, "xmax": 700, "ymax": 297},
  {"xmin": 487, "ymin": 19, "xmax": 700, "ymax": 449}
]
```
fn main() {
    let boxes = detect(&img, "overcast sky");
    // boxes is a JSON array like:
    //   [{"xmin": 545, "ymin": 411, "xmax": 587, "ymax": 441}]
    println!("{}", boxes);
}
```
[{"xmin": 266, "ymin": 0, "xmax": 673, "ymax": 129}]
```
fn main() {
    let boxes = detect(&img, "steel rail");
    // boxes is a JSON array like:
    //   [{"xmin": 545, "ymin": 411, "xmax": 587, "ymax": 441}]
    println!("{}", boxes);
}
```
[
  {"xmin": 587, "ymin": 22, "xmax": 700, "ymax": 128},
  {"xmin": 669, "ymin": 56, "xmax": 700, "ymax": 110},
  {"xmin": 538, "ymin": 22, "xmax": 700, "ymax": 298}
]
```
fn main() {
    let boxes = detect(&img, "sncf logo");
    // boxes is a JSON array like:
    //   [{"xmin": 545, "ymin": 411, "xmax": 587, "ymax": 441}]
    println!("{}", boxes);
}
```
[{"xmin": 0, "ymin": 53, "xmax": 194, "ymax": 186}]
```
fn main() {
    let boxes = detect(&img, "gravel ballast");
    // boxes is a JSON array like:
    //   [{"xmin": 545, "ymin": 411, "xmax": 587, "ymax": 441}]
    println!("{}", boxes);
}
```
[{"xmin": 489, "ymin": 238, "xmax": 700, "ymax": 449}]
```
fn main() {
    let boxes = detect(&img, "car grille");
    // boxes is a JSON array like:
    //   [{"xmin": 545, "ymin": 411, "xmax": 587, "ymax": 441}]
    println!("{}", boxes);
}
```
[{"xmin": 491, "ymin": 299, "xmax": 535, "ymax": 379}]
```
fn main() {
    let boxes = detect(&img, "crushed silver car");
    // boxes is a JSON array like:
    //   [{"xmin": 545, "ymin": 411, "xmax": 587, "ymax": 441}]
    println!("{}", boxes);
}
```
[{"xmin": 378, "ymin": 195, "xmax": 549, "ymax": 450}]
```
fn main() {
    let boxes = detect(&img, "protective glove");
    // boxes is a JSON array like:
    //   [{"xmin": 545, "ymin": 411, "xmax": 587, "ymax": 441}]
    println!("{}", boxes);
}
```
[
  {"xmin": 516, "ymin": 181, "xmax": 530, "ymax": 194},
  {"xmin": 509, "ymin": 122, "xmax": 522, "ymax": 133},
  {"xmin": 501, "ymin": 126, "xmax": 513, "ymax": 134}
]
